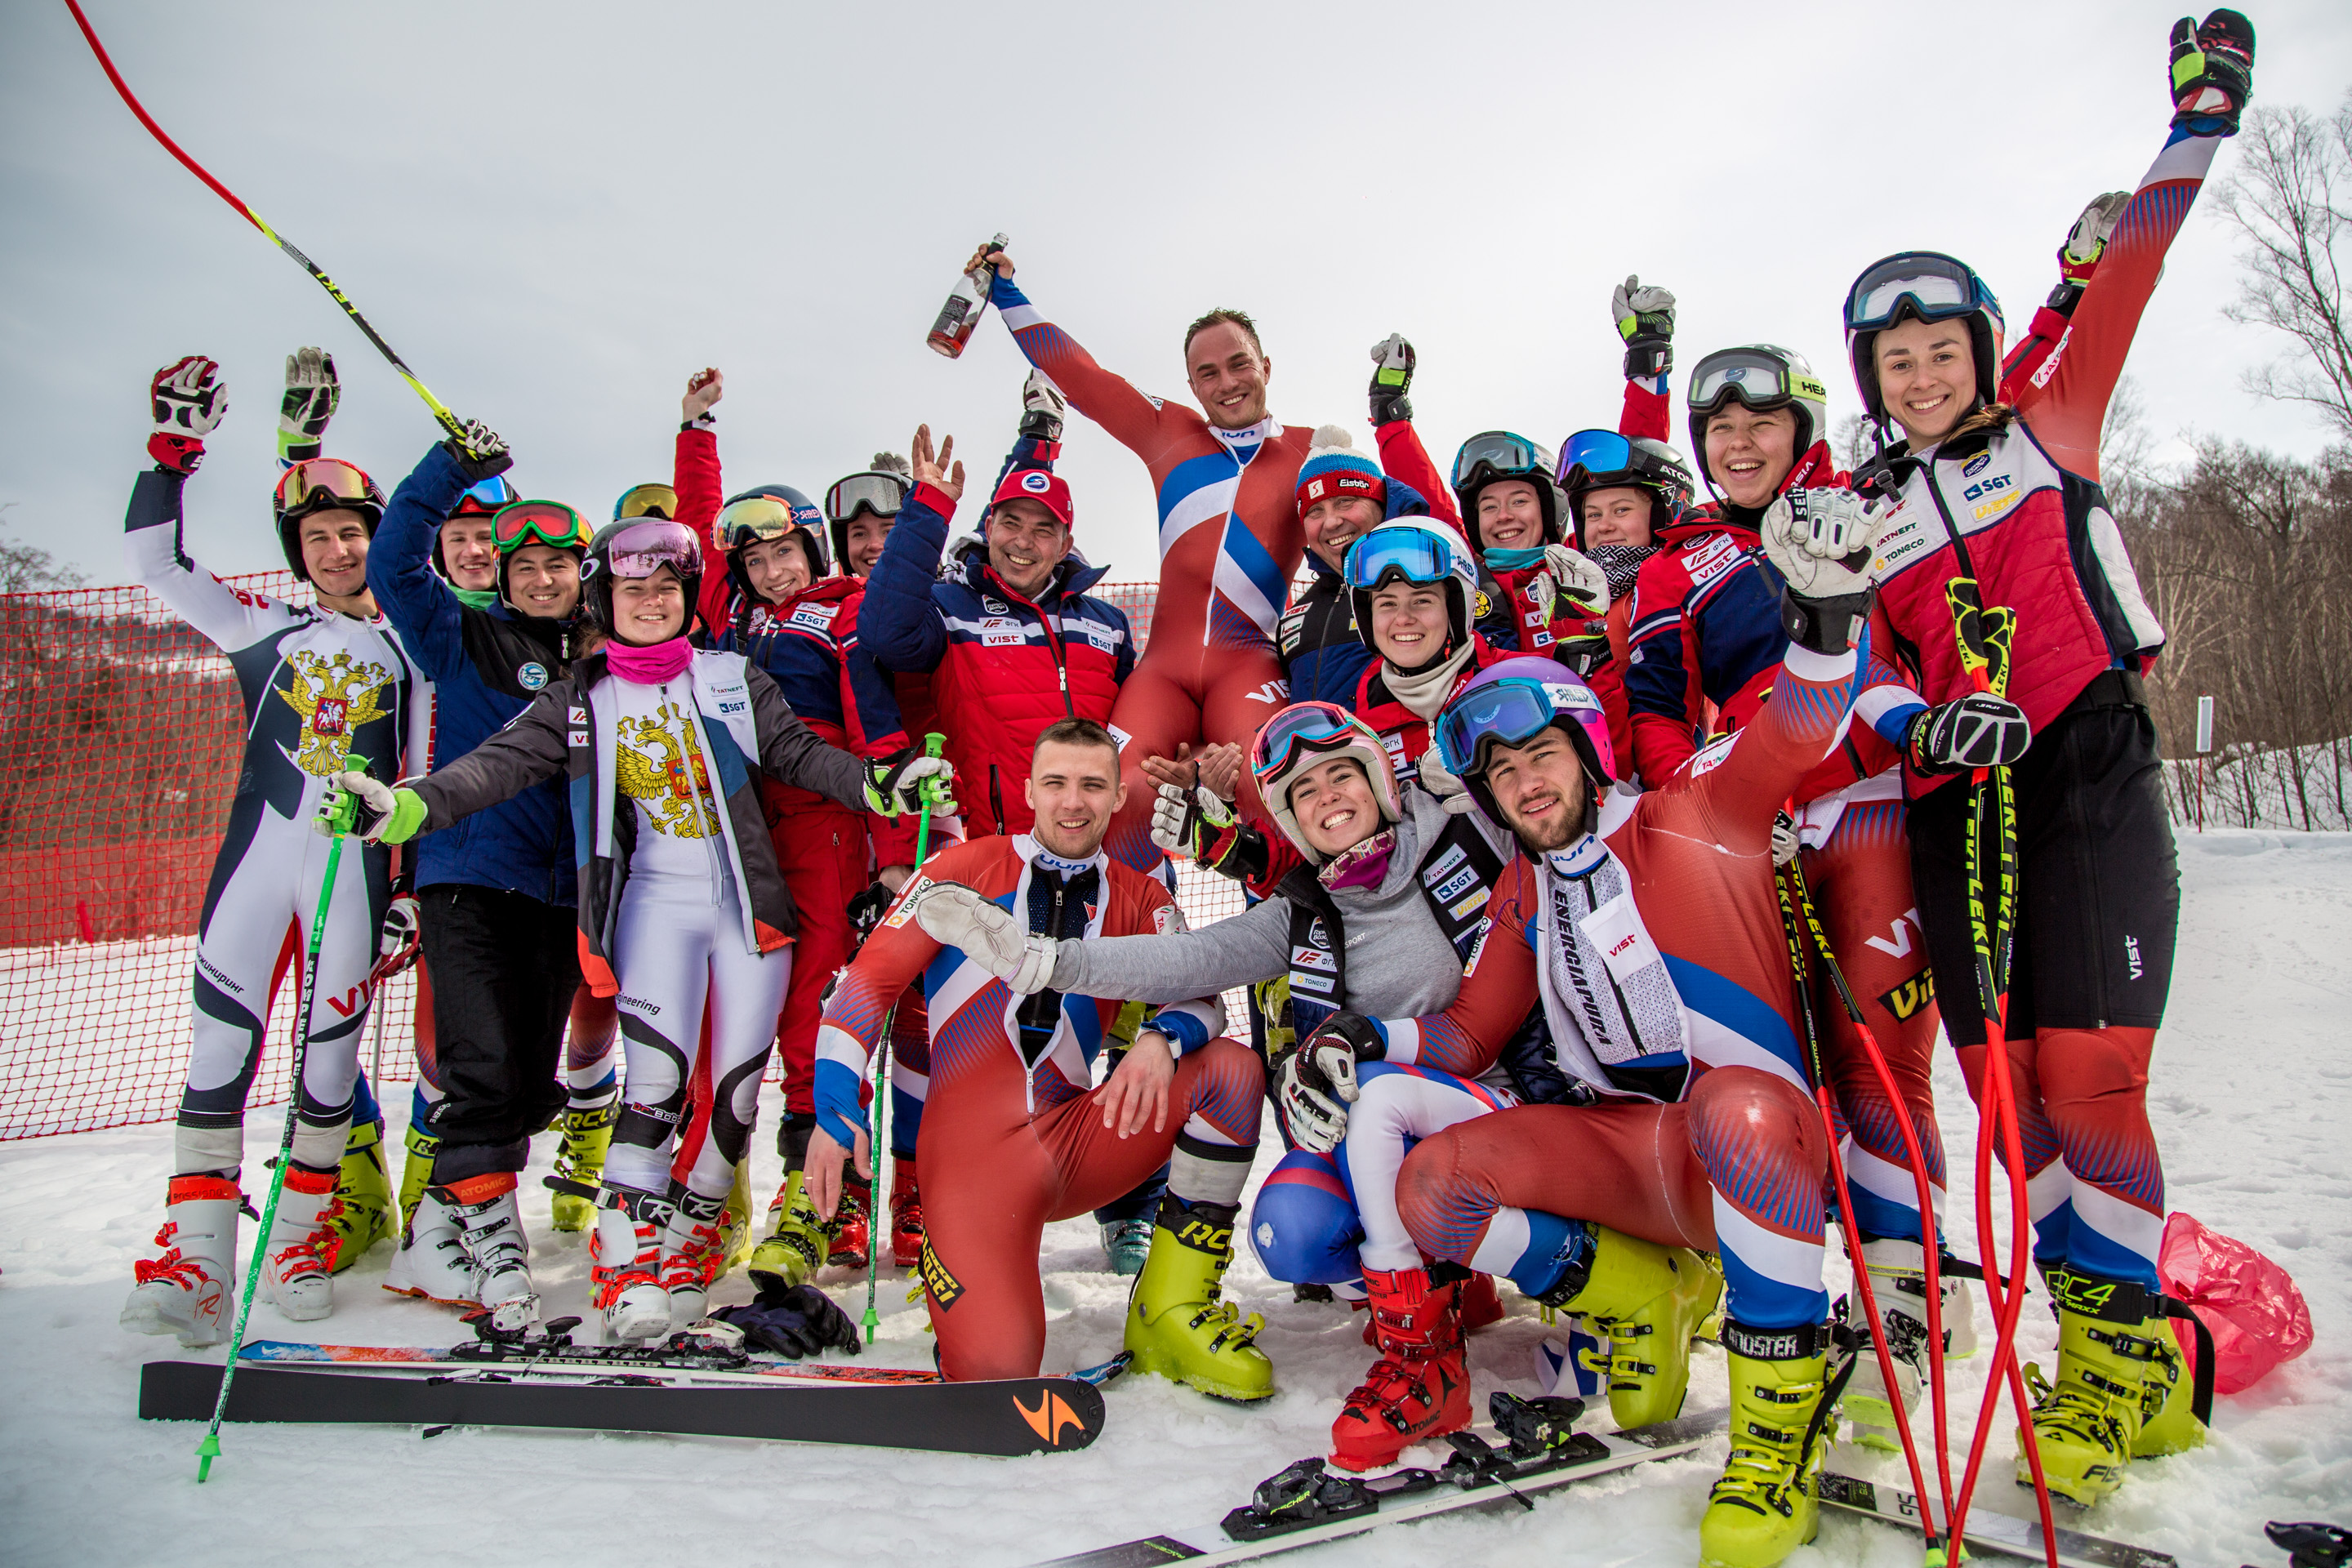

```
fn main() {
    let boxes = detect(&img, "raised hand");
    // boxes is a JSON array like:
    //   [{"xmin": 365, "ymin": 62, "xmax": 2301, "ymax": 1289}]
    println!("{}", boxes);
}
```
[
  {"xmin": 1368, "ymin": 333, "xmax": 1415, "ymax": 425},
  {"xmin": 443, "ymin": 417, "xmax": 512, "ymax": 483},
  {"xmin": 1762, "ymin": 488, "xmax": 1886, "ymax": 655},
  {"xmin": 2169, "ymin": 9, "xmax": 2254, "ymax": 136},
  {"xmin": 278, "ymin": 347, "xmax": 339, "ymax": 464},
  {"xmin": 1612, "ymin": 274, "xmax": 1677, "ymax": 380},
  {"xmin": 149, "ymin": 355, "xmax": 226, "ymax": 474},
  {"xmin": 909, "ymin": 424, "xmax": 965, "ymax": 502},
  {"xmin": 1021, "ymin": 368, "xmax": 1067, "ymax": 443},
  {"xmin": 683, "ymin": 367, "xmax": 724, "ymax": 423},
  {"xmin": 2059, "ymin": 192, "xmax": 2133, "ymax": 286},
  {"xmin": 964, "ymin": 242, "xmax": 1015, "ymax": 278}
]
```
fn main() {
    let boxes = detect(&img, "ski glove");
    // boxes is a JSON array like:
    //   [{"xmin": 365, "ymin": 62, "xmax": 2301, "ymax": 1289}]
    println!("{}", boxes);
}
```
[
  {"xmin": 1416, "ymin": 740, "xmax": 1480, "ymax": 816},
  {"xmin": 149, "ymin": 355, "xmax": 227, "ymax": 474},
  {"xmin": 1905, "ymin": 694, "xmax": 2032, "ymax": 775},
  {"xmin": 1019, "ymin": 368, "xmax": 1067, "ymax": 443},
  {"xmin": 2169, "ymin": 9, "xmax": 2255, "ymax": 137},
  {"xmin": 1762, "ymin": 488, "xmax": 1884, "ymax": 655},
  {"xmin": 1612, "ymin": 274, "xmax": 1677, "ymax": 381},
  {"xmin": 1304, "ymin": 1012, "xmax": 1386, "ymax": 1102},
  {"xmin": 314, "ymin": 769, "xmax": 428, "ymax": 844},
  {"xmin": 278, "ymin": 347, "xmax": 340, "ymax": 465},
  {"xmin": 372, "ymin": 892, "xmax": 422, "ymax": 982},
  {"xmin": 846, "ymin": 880, "xmax": 896, "ymax": 941},
  {"xmin": 864, "ymin": 748, "xmax": 956, "ymax": 817},
  {"xmin": 911, "ymin": 883, "xmax": 1058, "ymax": 994},
  {"xmin": 1368, "ymin": 334, "xmax": 1416, "ymax": 425},
  {"xmin": 1771, "ymin": 809, "xmax": 1800, "ymax": 868},
  {"xmin": 1272, "ymin": 1047, "xmax": 1349, "ymax": 1155},
  {"xmin": 443, "ymin": 418, "xmax": 514, "ymax": 483},
  {"xmin": 1534, "ymin": 543, "xmax": 1610, "ymax": 622},
  {"xmin": 1151, "ymin": 779, "xmax": 1236, "ymax": 858},
  {"xmin": 2058, "ymin": 191, "xmax": 2134, "ymax": 287},
  {"xmin": 712, "ymin": 1283, "xmax": 862, "ymax": 1360}
]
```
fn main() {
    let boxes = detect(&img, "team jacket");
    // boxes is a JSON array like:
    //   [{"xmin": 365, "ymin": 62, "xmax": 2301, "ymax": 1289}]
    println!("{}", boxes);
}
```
[
  {"xmin": 1361, "ymin": 639, "xmax": 1864, "ymax": 1107},
  {"xmin": 404, "ymin": 649, "xmax": 867, "ymax": 994},
  {"xmin": 1273, "ymin": 474, "xmax": 1447, "ymax": 707},
  {"xmin": 368, "ymin": 443, "xmax": 577, "ymax": 904},
  {"xmin": 857, "ymin": 468, "xmax": 1135, "ymax": 840},
  {"xmin": 811, "ymin": 834, "xmax": 1225, "ymax": 1148},
  {"xmin": 126, "ymin": 466, "xmax": 431, "ymax": 885},
  {"xmin": 990, "ymin": 273, "xmax": 1315, "ymax": 653},
  {"xmin": 1864, "ymin": 126, "xmax": 2217, "ymax": 794},
  {"xmin": 671, "ymin": 424, "xmax": 915, "ymax": 858}
]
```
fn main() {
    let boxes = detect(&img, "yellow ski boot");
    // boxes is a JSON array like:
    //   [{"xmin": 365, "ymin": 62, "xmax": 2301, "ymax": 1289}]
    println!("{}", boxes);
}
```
[
  {"xmin": 325, "ymin": 1117, "xmax": 394, "ymax": 1272},
  {"xmin": 1535, "ymin": 1223, "xmax": 1722, "ymax": 1429},
  {"xmin": 2133, "ymin": 1307, "xmax": 2210, "ymax": 1459},
  {"xmin": 549, "ymin": 1092, "xmax": 617, "ymax": 1233},
  {"xmin": 396, "ymin": 1122, "xmax": 439, "ymax": 1231},
  {"xmin": 719, "ymin": 1157, "xmax": 755, "ymax": 1276},
  {"xmin": 747, "ymin": 1169, "xmax": 827, "ymax": 1291},
  {"xmin": 1700, "ymin": 1321, "xmax": 1833, "ymax": 1568},
  {"xmin": 1123, "ymin": 1197, "xmax": 1272, "ymax": 1401},
  {"xmin": 2024, "ymin": 1267, "xmax": 2198, "ymax": 1503}
]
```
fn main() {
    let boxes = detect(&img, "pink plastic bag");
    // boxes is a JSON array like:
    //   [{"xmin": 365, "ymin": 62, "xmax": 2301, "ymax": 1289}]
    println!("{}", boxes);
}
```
[{"xmin": 2156, "ymin": 1210, "xmax": 2315, "ymax": 1396}]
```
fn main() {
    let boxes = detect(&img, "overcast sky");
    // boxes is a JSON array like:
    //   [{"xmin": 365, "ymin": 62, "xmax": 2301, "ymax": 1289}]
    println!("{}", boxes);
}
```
[{"xmin": 4, "ymin": 0, "xmax": 2348, "ymax": 591}]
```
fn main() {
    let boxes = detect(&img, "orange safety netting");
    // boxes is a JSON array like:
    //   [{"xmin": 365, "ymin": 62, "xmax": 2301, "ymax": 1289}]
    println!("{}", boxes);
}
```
[{"xmin": 0, "ymin": 572, "xmax": 1254, "ymax": 1140}]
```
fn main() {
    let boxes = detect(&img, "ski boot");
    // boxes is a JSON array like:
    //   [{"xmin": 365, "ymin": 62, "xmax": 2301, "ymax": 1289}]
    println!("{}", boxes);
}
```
[
  {"xmin": 748, "ymin": 1169, "xmax": 827, "ymax": 1291},
  {"xmin": 719, "ymin": 1158, "xmax": 755, "ymax": 1276},
  {"xmin": 1535, "ymin": 1223, "xmax": 1721, "ymax": 1429},
  {"xmin": 1843, "ymin": 1237, "xmax": 1977, "ymax": 1450},
  {"xmin": 1699, "ymin": 1321, "xmax": 1833, "ymax": 1568},
  {"xmin": 1459, "ymin": 1270, "xmax": 1505, "ymax": 1332},
  {"xmin": 442, "ymin": 1173, "xmax": 536, "ymax": 1333},
  {"xmin": 1330, "ymin": 1265, "xmax": 1471, "ymax": 1471},
  {"xmin": 325, "ymin": 1117, "xmax": 394, "ymax": 1272},
  {"xmin": 826, "ymin": 1170, "xmax": 872, "ymax": 1270},
  {"xmin": 590, "ymin": 1183, "xmax": 674, "ymax": 1343},
  {"xmin": 397, "ymin": 1121, "xmax": 439, "ymax": 1231},
  {"xmin": 260, "ymin": 1163, "xmax": 341, "ymax": 1321},
  {"xmin": 385, "ymin": 1183, "xmax": 481, "ymax": 1306},
  {"xmin": 2022, "ymin": 1266, "xmax": 2201, "ymax": 1504},
  {"xmin": 549, "ymin": 1090, "xmax": 617, "ymax": 1233},
  {"xmin": 661, "ymin": 1185, "xmax": 728, "ymax": 1330},
  {"xmin": 1101, "ymin": 1217, "xmax": 1153, "ymax": 1276},
  {"xmin": 889, "ymin": 1155, "xmax": 924, "ymax": 1270},
  {"xmin": 1123, "ymin": 1196, "xmax": 1273, "ymax": 1401},
  {"xmin": 119, "ymin": 1174, "xmax": 241, "ymax": 1348}
]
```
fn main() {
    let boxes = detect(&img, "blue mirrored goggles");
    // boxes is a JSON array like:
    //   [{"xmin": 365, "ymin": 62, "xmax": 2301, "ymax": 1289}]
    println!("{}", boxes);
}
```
[
  {"xmin": 1343, "ymin": 527, "xmax": 1458, "ymax": 590},
  {"xmin": 1435, "ymin": 678, "xmax": 1601, "ymax": 777},
  {"xmin": 1556, "ymin": 429, "xmax": 1633, "ymax": 486},
  {"xmin": 1843, "ymin": 251, "xmax": 2003, "ymax": 336}
]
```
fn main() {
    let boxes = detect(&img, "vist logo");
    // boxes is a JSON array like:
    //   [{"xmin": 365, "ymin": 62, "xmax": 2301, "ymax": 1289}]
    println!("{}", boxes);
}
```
[
  {"xmin": 1863, "ymin": 910, "xmax": 1922, "ymax": 959},
  {"xmin": 1878, "ymin": 970, "xmax": 1936, "ymax": 1022},
  {"xmin": 1244, "ymin": 679, "xmax": 1289, "ymax": 705}
]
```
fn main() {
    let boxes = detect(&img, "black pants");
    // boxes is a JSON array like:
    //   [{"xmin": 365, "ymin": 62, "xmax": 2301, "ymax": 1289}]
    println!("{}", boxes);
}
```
[
  {"xmin": 1908, "ymin": 673, "xmax": 2180, "ymax": 1047},
  {"xmin": 421, "ymin": 884, "xmax": 581, "ymax": 1183}
]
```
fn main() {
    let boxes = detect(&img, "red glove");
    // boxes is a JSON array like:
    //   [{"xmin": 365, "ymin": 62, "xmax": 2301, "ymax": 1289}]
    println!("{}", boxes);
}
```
[{"xmin": 149, "ymin": 355, "xmax": 227, "ymax": 474}]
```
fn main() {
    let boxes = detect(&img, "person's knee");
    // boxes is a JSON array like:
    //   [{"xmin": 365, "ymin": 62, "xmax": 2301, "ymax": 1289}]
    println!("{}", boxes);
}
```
[
  {"xmin": 1687, "ymin": 1068, "xmax": 1824, "ymax": 1177},
  {"xmin": 2035, "ymin": 1027, "xmax": 2154, "ymax": 1118},
  {"xmin": 1247, "ymin": 1153, "xmax": 1361, "ymax": 1285},
  {"xmin": 1394, "ymin": 1128, "xmax": 1470, "ymax": 1258}
]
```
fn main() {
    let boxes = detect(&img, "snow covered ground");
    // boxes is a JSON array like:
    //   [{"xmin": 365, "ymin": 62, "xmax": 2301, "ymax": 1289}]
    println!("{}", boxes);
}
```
[{"xmin": 0, "ymin": 830, "xmax": 2344, "ymax": 1568}]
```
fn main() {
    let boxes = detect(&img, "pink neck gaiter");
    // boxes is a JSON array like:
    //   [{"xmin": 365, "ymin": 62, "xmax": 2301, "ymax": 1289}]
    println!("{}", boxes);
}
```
[
  {"xmin": 1319, "ymin": 830, "xmax": 1397, "ymax": 892},
  {"xmin": 606, "ymin": 635, "xmax": 693, "ymax": 684}
]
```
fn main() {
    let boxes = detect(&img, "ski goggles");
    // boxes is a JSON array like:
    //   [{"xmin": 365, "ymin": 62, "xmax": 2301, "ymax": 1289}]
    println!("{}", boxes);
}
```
[
  {"xmin": 1555, "ymin": 429, "xmax": 1639, "ymax": 488},
  {"xmin": 825, "ymin": 471, "xmax": 907, "ymax": 523},
  {"xmin": 1842, "ymin": 251, "xmax": 2004, "ymax": 336},
  {"xmin": 1450, "ymin": 430, "xmax": 1548, "ymax": 491},
  {"xmin": 1250, "ymin": 701, "xmax": 1374, "ymax": 784},
  {"xmin": 275, "ymin": 457, "xmax": 381, "ymax": 516},
  {"xmin": 599, "ymin": 517, "xmax": 702, "ymax": 579},
  {"xmin": 449, "ymin": 474, "xmax": 518, "ymax": 519},
  {"xmin": 1343, "ymin": 524, "xmax": 1462, "ymax": 591},
  {"xmin": 490, "ymin": 500, "xmax": 592, "ymax": 552},
  {"xmin": 716, "ymin": 493, "xmax": 823, "ymax": 550},
  {"xmin": 612, "ymin": 482, "xmax": 679, "ymax": 522},
  {"xmin": 1435, "ymin": 675, "xmax": 1606, "ymax": 779},
  {"xmin": 1687, "ymin": 348, "xmax": 1830, "ymax": 416}
]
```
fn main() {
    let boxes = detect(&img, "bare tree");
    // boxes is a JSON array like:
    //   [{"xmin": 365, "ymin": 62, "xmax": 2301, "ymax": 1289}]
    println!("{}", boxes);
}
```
[
  {"xmin": 2213, "ymin": 95, "xmax": 2352, "ymax": 439},
  {"xmin": 0, "ymin": 505, "xmax": 87, "ymax": 595}
]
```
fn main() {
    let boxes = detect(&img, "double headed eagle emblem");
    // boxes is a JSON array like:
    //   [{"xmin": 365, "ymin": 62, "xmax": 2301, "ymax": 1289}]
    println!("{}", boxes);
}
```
[
  {"xmin": 276, "ymin": 650, "xmax": 393, "ymax": 777},
  {"xmin": 615, "ymin": 704, "xmax": 717, "ymax": 839}
]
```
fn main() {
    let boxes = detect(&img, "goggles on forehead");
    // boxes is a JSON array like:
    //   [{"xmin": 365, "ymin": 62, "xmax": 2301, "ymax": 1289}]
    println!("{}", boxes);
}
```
[
  {"xmin": 276, "ymin": 457, "xmax": 379, "ymax": 514},
  {"xmin": 1434, "ymin": 676, "xmax": 1602, "ymax": 778},
  {"xmin": 1250, "ymin": 701, "xmax": 1366, "ymax": 779},
  {"xmin": 1343, "ymin": 526, "xmax": 1460, "ymax": 591},
  {"xmin": 1687, "ymin": 348, "xmax": 1829, "ymax": 416},
  {"xmin": 1450, "ymin": 430, "xmax": 1547, "ymax": 491},
  {"xmin": 612, "ymin": 483, "xmax": 679, "ymax": 522},
  {"xmin": 491, "ymin": 500, "xmax": 592, "ymax": 552},
  {"xmin": 1842, "ymin": 251, "xmax": 2003, "ymax": 335},
  {"xmin": 716, "ymin": 494, "xmax": 819, "ymax": 550},
  {"xmin": 599, "ymin": 518, "xmax": 702, "ymax": 580},
  {"xmin": 825, "ymin": 472, "xmax": 906, "ymax": 523}
]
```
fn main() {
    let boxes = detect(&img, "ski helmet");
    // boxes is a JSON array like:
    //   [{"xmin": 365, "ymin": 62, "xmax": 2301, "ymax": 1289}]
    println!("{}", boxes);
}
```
[
  {"xmin": 612, "ymin": 482, "xmax": 679, "ymax": 522},
  {"xmin": 1434, "ymin": 657, "xmax": 1617, "ymax": 831},
  {"xmin": 1842, "ymin": 251, "xmax": 2006, "ymax": 424},
  {"xmin": 273, "ymin": 457, "xmax": 385, "ymax": 582},
  {"xmin": 434, "ymin": 474, "xmax": 517, "ymax": 581},
  {"xmin": 825, "ymin": 456, "xmax": 912, "ymax": 576},
  {"xmin": 1450, "ymin": 430, "xmax": 1566, "ymax": 552},
  {"xmin": 1343, "ymin": 522, "xmax": 1484, "ymax": 666},
  {"xmin": 486, "ymin": 499, "xmax": 592, "ymax": 615},
  {"xmin": 1685, "ymin": 345, "xmax": 1832, "ymax": 492},
  {"xmin": 580, "ymin": 516, "xmax": 703, "ymax": 639},
  {"xmin": 1555, "ymin": 430, "xmax": 1697, "ymax": 545},
  {"xmin": 1249, "ymin": 701, "xmax": 1402, "ymax": 863},
  {"xmin": 716, "ymin": 485, "xmax": 831, "ymax": 600}
]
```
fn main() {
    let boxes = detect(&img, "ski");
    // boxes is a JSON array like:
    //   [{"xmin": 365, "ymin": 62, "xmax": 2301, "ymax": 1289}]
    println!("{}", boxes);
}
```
[
  {"xmin": 239, "ymin": 1339, "xmax": 943, "ymax": 1386},
  {"xmin": 1031, "ymin": 1395, "xmax": 1723, "ymax": 1567},
  {"xmin": 140, "ymin": 1359, "xmax": 1105, "ymax": 1457},
  {"xmin": 1818, "ymin": 1472, "xmax": 2180, "ymax": 1568}
]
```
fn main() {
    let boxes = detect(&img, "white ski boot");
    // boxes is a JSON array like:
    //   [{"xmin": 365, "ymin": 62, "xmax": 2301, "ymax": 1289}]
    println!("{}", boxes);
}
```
[
  {"xmin": 120, "ymin": 1174, "xmax": 243, "ymax": 1348},
  {"xmin": 385, "ymin": 1184, "xmax": 480, "ymax": 1307},
  {"xmin": 1843, "ymin": 1237, "xmax": 1980, "ymax": 1450},
  {"xmin": 661, "ymin": 1187, "xmax": 728, "ymax": 1332},
  {"xmin": 444, "ymin": 1174, "xmax": 537, "ymax": 1334},
  {"xmin": 260, "ymin": 1165, "xmax": 341, "ymax": 1321},
  {"xmin": 592, "ymin": 1184, "xmax": 672, "ymax": 1343}
]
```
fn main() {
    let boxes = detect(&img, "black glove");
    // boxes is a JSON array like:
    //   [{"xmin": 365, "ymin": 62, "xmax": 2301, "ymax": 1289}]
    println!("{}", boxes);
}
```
[
  {"xmin": 1612, "ymin": 275, "xmax": 1677, "ymax": 381},
  {"xmin": 711, "ymin": 1283, "xmax": 862, "ymax": 1360},
  {"xmin": 2169, "ymin": 9, "xmax": 2254, "ymax": 137},
  {"xmin": 1905, "ymin": 694, "xmax": 2032, "ymax": 775},
  {"xmin": 443, "ymin": 417, "xmax": 514, "ymax": 483},
  {"xmin": 847, "ymin": 880, "xmax": 895, "ymax": 940},
  {"xmin": 1368, "ymin": 334, "xmax": 1415, "ymax": 425}
]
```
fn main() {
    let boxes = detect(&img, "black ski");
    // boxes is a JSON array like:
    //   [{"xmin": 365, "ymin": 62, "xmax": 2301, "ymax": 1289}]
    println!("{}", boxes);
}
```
[
  {"xmin": 1818, "ymin": 1472, "xmax": 2180, "ymax": 1568},
  {"xmin": 1031, "ymin": 1395, "xmax": 1722, "ymax": 1567},
  {"xmin": 140, "ymin": 1359, "xmax": 1104, "ymax": 1457}
]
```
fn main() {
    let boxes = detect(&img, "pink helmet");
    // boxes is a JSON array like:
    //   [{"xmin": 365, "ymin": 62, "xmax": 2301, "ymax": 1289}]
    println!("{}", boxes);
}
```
[{"xmin": 1434, "ymin": 656, "xmax": 1615, "ymax": 826}]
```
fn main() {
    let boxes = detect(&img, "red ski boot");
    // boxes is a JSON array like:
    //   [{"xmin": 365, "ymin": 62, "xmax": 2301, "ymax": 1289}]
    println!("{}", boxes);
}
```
[
  {"xmin": 1459, "ymin": 1270, "xmax": 1505, "ymax": 1332},
  {"xmin": 1330, "ymin": 1266, "xmax": 1471, "ymax": 1472},
  {"xmin": 826, "ymin": 1171, "xmax": 871, "ymax": 1270},
  {"xmin": 889, "ymin": 1156, "xmax": 924, "ymax": 1270}
]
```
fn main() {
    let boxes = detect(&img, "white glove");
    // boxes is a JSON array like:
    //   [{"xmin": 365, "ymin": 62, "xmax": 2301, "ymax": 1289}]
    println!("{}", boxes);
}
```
[
  {"xmin": 2060, "ymin": 191, "xmax": 2133, "ymax": 279},
  {"xmin": 1022, "ymin": 368, "xmax": 1066, "ymax": 422},
  {"xmin": 911, "ymin": 883, "xmax": 1058, "ymax": 994},
  {"xmin": 278, "ymin": 346, "xmax": 340, "ymax": 462},
  {"xmin": 148, "ymin": 355, "xmax": 227, "ymax": 473},
  {"xmin": 372, "ymin": 891, "xmax": 422, "ymax": 980},
  {"xmin": 864, "ymin": 751, "xmax": 957, "ymax": 817},
  {"xmin": 1276, "ymin": 1049, "xmax": 1350, "ymax": 1155},
  {"xmin": 1771, "ymin": 811, "xmax": 1800, "ymax": 868},
  {"xmin": 1536, "ymin": 542, "xmax": 1610, "ymax": 621},
  {"xmin": 1762, "ymin": 488, "xmax": 1886, "ymax": 599},
  {"xmin": 1415, "ymin": 742, "xmax": 1479, "ymax": 815},
  {"xmin": 1148, "ymin": 780, "xmax": 1237, "ymax": 858},
  {"xmin": 1610, "ymin": 274, "xmax": 1677, "ymax": 336},
  {"xmin": 313, "ymin": 768, "xmax": 399, "ymax": 842}
]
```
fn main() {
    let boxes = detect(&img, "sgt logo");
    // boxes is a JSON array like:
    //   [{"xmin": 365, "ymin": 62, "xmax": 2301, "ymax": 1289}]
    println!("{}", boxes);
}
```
[
  {"xmin": 917, "ymin": 1237, "xmax": 964, "ymax": 1309},
  {"xmin": 1432, "ymin": 865, "xmax": 1478, "ymax": 904},
  {"xmin": 789, "ymin": 603, "xmax": 836, "ymax": 634},
  {"xmin": 517, "ymin": 662, "xmax": 548, "ymax": 691},
  {"xmin": 1878, "ymin": 969, "xmax": 1936, "ymax": 1022},
  {"xmin": 1013, "ymin": 1388, "xmax": 1089, "ymax": 1446}
]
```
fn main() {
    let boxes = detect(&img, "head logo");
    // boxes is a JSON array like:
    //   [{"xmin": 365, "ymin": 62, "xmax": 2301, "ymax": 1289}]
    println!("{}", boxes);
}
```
[
  {"xmin": 1021, "ymin": 471, "xmax": 1052, "ymax": 494},
  {"xmin": 1724, "ymin": 365, "xmax": 1749, "ymax": 383},
  {"xmin": 1013, "ymin": 1388, "xmax": 1090, "ymax": 1447},
  {"xmin": 518, "ymin": 662, "xmax": 548, "ymax": 691}
]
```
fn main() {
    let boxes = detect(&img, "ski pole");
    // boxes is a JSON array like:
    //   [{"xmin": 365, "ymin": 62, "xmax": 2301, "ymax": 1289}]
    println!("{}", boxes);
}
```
[
  {"xmin": 196, "ymin": 804, "xmax": 351, "ymax": 1481},
  {"xmin": 62, "ymin": 0, "xmax": 467, "ymax": 443},
  {"xmin": 862, "ymin": 734, "xmax": 944, "ymax": 1343},
  {"xmin": 913, "ymin": 732, "xmax": 946, "ymax": 866}
]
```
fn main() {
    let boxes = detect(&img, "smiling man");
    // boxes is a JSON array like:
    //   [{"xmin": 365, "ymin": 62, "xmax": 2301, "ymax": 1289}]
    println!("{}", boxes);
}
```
[{"xmin": 804, "ymin": 719, "xmax": 1268, "ymax": 1396}]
